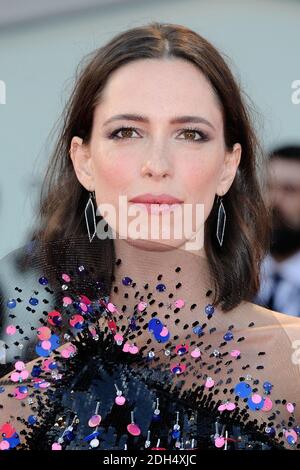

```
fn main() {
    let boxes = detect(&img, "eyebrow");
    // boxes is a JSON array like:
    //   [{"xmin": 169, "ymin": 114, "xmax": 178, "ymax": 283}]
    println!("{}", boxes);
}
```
[{"xmin": 103, "ymin": 113, "xmax": 216, "ymax": 130}]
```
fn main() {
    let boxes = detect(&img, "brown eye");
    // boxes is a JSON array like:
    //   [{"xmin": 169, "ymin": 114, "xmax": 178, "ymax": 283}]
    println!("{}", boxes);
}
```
[
  {"xmin": 109, "ymin": 126, "xmax": 140, "ymax": 140},
  {"xmin": 178, "ymin": 128, "xmax": 209, "ymax": 143},
  {"xmin": 119, "ymin": 128, "xmax": 135, "ymax": 138},
  {"xmin": 183, "ymin": 130, "xmax": 199, "ymax": 141}
]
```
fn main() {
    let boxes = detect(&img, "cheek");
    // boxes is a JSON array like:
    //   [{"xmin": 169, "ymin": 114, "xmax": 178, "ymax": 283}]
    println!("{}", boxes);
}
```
[
  {"xmin": 179, "ymin": 157, "xmax": 221, "ymax": 212},
  {"xmin": 92, "ymin": 155, "xmax": 135, "ymax": 202}
]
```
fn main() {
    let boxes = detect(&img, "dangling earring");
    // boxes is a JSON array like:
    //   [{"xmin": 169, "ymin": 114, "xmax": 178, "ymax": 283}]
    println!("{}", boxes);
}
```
[
  {"xmin": 216, "ymin": 195, "xmax": 226, "ymax": 247},
  {"xmin": 85, "ymin": 190, "xmax": 97, "ymax": 242}
]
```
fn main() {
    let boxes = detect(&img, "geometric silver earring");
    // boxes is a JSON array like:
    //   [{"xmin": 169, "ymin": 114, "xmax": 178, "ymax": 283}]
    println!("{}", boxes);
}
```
[
  {"xmin": 216, "ymin": 195, "xmax": 226, "ymax": 247},
  {"xmin": 84, "ymin": 190, "xmax": 97, "ymax": 243}
]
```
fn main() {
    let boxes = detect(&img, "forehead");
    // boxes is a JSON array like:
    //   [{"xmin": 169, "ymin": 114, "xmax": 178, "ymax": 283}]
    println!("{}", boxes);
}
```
[
  {"xmin": 268, "ymin": 157, "xmax": 300, "ymax": 185},
  {"xmin": 95, "ymin": 58, "xmax": 223, "ymax": 127}
]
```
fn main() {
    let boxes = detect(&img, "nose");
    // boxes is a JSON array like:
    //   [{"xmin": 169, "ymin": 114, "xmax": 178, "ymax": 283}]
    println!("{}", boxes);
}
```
[{"xmin": 141, "ymin": 148, "xmax": 173, "ymax": 180}]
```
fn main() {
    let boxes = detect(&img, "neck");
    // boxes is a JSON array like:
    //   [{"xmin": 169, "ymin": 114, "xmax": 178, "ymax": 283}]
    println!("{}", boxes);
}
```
[{"xmin": 110, "ymin": 238, "xmax": 213, "ymax": 314}]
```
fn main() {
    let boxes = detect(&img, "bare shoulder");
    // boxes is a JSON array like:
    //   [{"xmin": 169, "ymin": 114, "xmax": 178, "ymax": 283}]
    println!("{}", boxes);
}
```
[
  {"xmin": 230, "ymin": 299, "xmax": 300, "ymax": 331},
  {"xmin": 232, "ymin": 301, "xmax": 300, "ymax": 421}
]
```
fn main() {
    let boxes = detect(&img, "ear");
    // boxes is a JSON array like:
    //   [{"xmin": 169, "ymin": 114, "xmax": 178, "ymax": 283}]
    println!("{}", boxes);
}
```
[
  {"xmin": 69, "ymin": 136, "xmax": 94, "ymax": 190},
  {"xmin": 216, "ymin": 143, "xmax": 242, "ymax": 196}
]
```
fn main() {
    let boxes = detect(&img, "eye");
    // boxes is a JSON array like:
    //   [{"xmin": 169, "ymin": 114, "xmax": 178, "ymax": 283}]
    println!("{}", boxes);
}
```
[
  {"xmin": 108, "ymin": 126, "xmax": 140, "ymax": 140},
  {"xmin": 177, "ymin": 127, "xmax": 209, "ymax": 143}
]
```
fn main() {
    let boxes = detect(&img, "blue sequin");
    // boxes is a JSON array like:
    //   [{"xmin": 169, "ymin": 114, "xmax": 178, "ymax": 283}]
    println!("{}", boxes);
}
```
[
  {"xmin": 153, "ymin": 330, "xmax": 170, "ymax": 343},
  {"xmin": 286, "ymin": 435, "xmax": 296, "ymax": 445},
  {"xmin": 7, "ymin": 299, "xmax": 17, "ymax": 309},
  {"xmin": 122, "ymin": 277, "xmax": 133, "ymax": 286},
  {"xmin": 49, "ymin": 334, "xmax": 60, "ymax": 350},
  {"xmin": 205, "ymin": 304, "xmax": 214, "ymax": 315},
  {"xmin": 265, "ymin": 427, "xmax": 276, "ymax": 438},
  {"xmin": 193, "ymin": 325, "xmax": 203, "ymax": 336},
  {"xmin": 156, "ymin": 283, "xmax": 166, "ymax": 292},
  {"xmin": 35, "ymin": 344, "xmax": 51, "ymax": 357},
  {"xmin": 38, "ymin": 276, "xmax": 49, "ymax": 285},
  {"xmin": 223, "ymin": 331, "xmax": 234, "ymax": 342},
  {"xmin": 171, "ymin": 429, "xmax": 181, "ymax": 439},
  {"xmin": 234, "ymin": 382, "xmax": 252, "ymax": 398},
  {"xmin": 171, "ymin": 365, "xmax": 182, "ymax": 374},
  {"xmin": 28, "ymin": 415, "xmax": 37, "ymax": 425},
  {"xmin": 294, "ymin": 426, "xmax": 300, "ymax": 435},
  {"xmin": 263, "ymin": 381, "xmax": 273, "ymax": 394},
  {"xmin": 5, "ymin": 433, "xmax": 20, "ymax": 449},
  {"xmin": 31, "ymin": 365, "xmax": 42, "ymax": 377},
  {"xmin": 29, "ymin": 297, "xmax": 39, "ymax": 306},
  {"xmin": 84, "ymin": 431, "xmax": 100, "ymax": 442},
  {"xmin": 148, "ymin": 318, "xmax": 163, "ymax": 335},
  {"xmin": 176, "ymin": 346, "xmax": 188, "ymax": 355}
]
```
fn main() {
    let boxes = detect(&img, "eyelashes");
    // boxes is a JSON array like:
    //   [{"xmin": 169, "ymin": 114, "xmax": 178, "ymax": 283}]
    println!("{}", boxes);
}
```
[{"xmin": 107, "ymin": 126, "xmax": 210, "ymax": 143}]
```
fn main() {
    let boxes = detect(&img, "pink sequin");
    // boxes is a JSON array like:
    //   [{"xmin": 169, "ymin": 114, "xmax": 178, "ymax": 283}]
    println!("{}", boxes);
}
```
[
  {"xmin": 287, "ymin": 403, "xmax": 295, "ymax": 413},
  {"xmin": 174, "ymin": 299, "xmax": 185, "ymax": 308},
  {"xmin": 14, "ymin": 387, "xmax": 28, "ymax": 400},
  {"xmin": 70, "ymin": 314, "xmax": 84, "ymax": 328},
  {"xmin": 262, "ymin": 397, "xmax": 273, "ymax": 412},
  {"xmin": 10, "ymin": 372, "xmax": 20, "ymax": 383},
  {"xmin": 215, "ymin": 437, "xmax": 225, "ymax": 448},
  {"xmin": 115, "ymin": 396, "xmax": 126, "ymax": 405},
  {"xmin": 79, "ymin": 302, "xmax": 88, "ymax": 312},
  {"xmin": 52, "ymin": 443, "xmax": 62, "ymax": 450},
  {"xmin": 0, "ymin": 440, "xmax": 10, "ymax": 450},
  {"xmin": 191, "ymin": 348, "xmax": 201, "ymax": 358},
  {"xmin": 37, "ymin": 326, "xmax": 51, "ymax": 340},
  {"xmin": 226, "ymin": 402, "xmax": 236, "ymax": 411},
  {"xmin": 15, "ymin": 361, "xmax": 25, "ymax": 371},
  {"xmin": 205, "ymin": 377, "xmax": 215, "ymax": 388},
  {"xmin": 107, "ymin": 303, "xmax": 117, "ymax": 313},
  {"xmin": 41, "ymin": 340, "xmax": 52, "ymax": 350},
  {"xmin": 122, "ymin": 342, "xmax": 130, "ymax": 353},
  {"xmin": 6, "ymin": 325, "xmax": 16, "ymax": 336},
  {"xmin": 230, "ymin": 349, "xmax": 241, "ymax": 358},
  {"xmin": 88, "ymin": 414, "xmax": 101, "ymax": 427},
  {"xmin": 62, "ymin": 273, "xmax": 71, "ymax": 282},
  {"xmin": 128, "ymin": 345, "xmax": 139, "ymax": 355},
  {"xmin": 20, "ymin": 370, "xmax": 29, "ymax": 380},
  {"xmin": 114, "ymin": 333, "xmax": 124, "ymax": 345},
  {"xmin": 160, "ymin": 326, "xmax": 169, "ymax": 337},
  {"xmin": 60, "ymin": 345, "xmax": 76, "ymax": 358},
  {"xmin": 62, "ymin": 296, "xmax": 72, "ymax": 306},
  {"xmin": 127, "ymin": 423, "xmax": 141, "ymax": 436},
  {"xmin": 137, "ymin": 301, "xmax": 147, "ymax": 312},
  {"xmin": 252, "ymin": 393, "xmax": 262, "ymax": 404}
]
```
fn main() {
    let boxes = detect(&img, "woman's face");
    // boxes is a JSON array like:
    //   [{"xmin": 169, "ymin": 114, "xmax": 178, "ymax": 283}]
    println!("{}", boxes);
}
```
[{"xmin": 70, "ymin": 58, "xmax": 241, "ymax": 252}]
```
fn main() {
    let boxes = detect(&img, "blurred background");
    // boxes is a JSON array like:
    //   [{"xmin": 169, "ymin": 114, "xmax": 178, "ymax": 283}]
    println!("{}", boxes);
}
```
[{"xmin": 0, "ymin": 0, "xmax": 300, "ymax": 316}]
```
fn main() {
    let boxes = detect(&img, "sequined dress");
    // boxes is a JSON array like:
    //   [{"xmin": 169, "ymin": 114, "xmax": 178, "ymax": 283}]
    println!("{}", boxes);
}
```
[{"xmin": 1, "ymin": 239, "xmax": 300, "ymax": 451}]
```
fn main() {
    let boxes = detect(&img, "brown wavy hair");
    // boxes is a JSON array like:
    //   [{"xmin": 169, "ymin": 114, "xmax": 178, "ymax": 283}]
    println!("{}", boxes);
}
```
[{"xmin": 26, "ymin": 21, "xmax": 271, "ymax": 312}]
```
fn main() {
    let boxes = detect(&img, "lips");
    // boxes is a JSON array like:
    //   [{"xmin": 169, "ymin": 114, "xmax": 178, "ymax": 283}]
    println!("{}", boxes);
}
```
[
  {"xmin": 129, "ymin": 193, "xmax": 183, "ymax": 204},
  {"xmin": 129, "ymin": 194, "xmax": 183, "ymax": 215}
]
